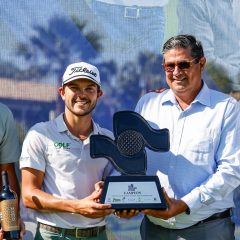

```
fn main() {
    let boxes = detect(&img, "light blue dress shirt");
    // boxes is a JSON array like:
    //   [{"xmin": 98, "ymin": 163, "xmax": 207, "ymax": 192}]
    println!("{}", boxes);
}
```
[{"xmin": 135, "ymin": 82, "xmax": 240, "ymax": 229}]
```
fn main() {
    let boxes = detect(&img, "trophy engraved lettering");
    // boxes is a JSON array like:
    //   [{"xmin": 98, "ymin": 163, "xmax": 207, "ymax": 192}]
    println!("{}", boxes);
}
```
[{"xmin": 90, "ymin": 111, "xmax": 169, "ymax": 209}]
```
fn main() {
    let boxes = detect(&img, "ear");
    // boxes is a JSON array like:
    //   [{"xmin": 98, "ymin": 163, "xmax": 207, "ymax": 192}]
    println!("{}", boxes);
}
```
[
  {"xmin": 97, "ymin": 89, "xmax": 103, "ymax": 98},
  {"xmin": 58, "ymin": 86, "xmax": 65, "ymax": 100},
  {"xmin": 199, "ymin": 57, "xmax": 206, "ymax": 71}
]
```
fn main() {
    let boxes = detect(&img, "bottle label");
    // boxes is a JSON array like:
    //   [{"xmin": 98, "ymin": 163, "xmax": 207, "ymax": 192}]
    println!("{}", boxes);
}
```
[{"xmin": 0, "ymin": 199, "xmax": 19, "ymax": 231}]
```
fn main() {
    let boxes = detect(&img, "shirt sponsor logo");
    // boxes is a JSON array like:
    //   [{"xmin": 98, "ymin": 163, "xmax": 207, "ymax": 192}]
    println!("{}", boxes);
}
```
[{"xmin": 54, "ymin": 142, "xmax": 70, "ymax": 149}]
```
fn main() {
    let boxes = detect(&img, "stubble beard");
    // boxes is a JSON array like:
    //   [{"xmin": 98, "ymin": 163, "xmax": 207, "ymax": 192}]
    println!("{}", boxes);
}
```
[{"xmin": 67, "ymin": 101, "xmax": 97, "ymax": 117}]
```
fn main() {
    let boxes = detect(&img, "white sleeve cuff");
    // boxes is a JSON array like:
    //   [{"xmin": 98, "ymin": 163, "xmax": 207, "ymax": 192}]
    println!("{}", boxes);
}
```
[{"xmin": 181, "ymin": 188, "xmax": 203, "ymax": 214}]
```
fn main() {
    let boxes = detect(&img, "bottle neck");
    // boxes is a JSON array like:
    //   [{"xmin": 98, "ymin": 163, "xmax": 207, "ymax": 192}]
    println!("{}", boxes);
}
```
[
  {"xmin": 2, "ymin": 185, "xmax": 10, "ymax": 191},
  {"xmin": 2, "ymin": 171, "xmax": 9, "ymax": 189}
]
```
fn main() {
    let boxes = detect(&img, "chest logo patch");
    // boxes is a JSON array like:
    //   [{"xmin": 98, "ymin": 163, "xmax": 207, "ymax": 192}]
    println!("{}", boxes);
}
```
[{"xmin": 54, "ymin": 142, "xmax": 71, "ymax": 150}]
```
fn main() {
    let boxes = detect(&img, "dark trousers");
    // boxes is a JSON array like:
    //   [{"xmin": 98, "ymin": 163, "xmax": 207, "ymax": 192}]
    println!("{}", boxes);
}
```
[{"xmin": 140, "ymin": 216, "xmax": 235, "ymax": 240}]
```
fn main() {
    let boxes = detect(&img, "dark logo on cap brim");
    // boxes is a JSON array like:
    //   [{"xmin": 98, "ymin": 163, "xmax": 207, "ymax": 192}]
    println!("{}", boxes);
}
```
[{"xmin": 69, "ymin": 67, "xmax": 97, "ymax": 78}]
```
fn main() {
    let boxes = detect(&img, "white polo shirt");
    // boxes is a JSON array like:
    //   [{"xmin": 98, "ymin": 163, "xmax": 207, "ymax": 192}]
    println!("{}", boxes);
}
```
[{"xmin": 20, "ymin": 114, "xmax": 114, "ymax": 228}]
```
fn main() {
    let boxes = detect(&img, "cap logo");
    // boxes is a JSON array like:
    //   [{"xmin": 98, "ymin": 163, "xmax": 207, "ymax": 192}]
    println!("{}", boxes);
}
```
[
  {"xmin": 69, "ymin": 67, "xmax": 97, "ymax": 78},
  {"xmin": 62, "ymin": 62, "xmax": 101, "ymax": 87}
]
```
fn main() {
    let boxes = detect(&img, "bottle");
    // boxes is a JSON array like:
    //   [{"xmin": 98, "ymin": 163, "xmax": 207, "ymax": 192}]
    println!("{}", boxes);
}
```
[{"xmin": 0, "ymin": 171, "xmax": 20, "ymax": 239}]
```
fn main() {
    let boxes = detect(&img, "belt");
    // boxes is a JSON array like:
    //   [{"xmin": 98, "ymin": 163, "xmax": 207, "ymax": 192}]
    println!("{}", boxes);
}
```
[
  {"xmin": 193, "ymin": 209, "xmax": 231, "ymax": 227},
  {"xmin": 38, "ymin": 222, "xmax": 105, "ymax": 238}
]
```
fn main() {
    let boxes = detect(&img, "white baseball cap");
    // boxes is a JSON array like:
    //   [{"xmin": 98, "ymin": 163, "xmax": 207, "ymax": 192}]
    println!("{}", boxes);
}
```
[{"xmin": 62, "ymin": 62, "xmax": 101, "ymax": 87}]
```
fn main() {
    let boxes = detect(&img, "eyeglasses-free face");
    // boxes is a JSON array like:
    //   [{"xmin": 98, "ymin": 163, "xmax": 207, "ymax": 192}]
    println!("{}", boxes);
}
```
[{"xmin": 162, "ymin": 58, "xmax": 198, "ymax": 72}]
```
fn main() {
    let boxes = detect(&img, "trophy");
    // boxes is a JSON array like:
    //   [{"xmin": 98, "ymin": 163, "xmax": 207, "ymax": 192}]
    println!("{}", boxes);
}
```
[{"xmin": 90, "ymin": 111, "xmax": 169, "ymax": 209}]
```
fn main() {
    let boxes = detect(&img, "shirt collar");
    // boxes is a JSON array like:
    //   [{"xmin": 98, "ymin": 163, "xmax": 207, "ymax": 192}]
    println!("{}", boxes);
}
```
[
  {"xmin": 192, "ymin": 82, "xmax": 211, "ymax": 107},
  {"xmin": 55, "ymin": 113, "xmax": 102, "ymax": 136},
  {"xmin": 56, "ymin": 113, "xmax": 68, "ymax": 133},
  {"xmin": 162, "ymin": 81, "xmax": 211, "ymax": 107}
]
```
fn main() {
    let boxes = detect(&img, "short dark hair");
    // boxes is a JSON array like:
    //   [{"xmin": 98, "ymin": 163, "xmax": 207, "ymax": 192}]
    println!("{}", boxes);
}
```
[{"xmin": 162, "ymin": 34, "xmax": 204, "ymax": 62}]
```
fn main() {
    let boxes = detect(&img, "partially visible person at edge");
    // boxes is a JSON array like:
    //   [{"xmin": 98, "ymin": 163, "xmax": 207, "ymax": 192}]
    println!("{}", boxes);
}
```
[
  {"xmin": 0, "ymin": 103, "xmax": 25, "ymax": 239},
  {"xmin": 19, "ymin": 62, "xmax": 115, "ymax": 240},
  {"xmin": 135, "ymin": 34, "xmax": 240, "ymax": 240}
]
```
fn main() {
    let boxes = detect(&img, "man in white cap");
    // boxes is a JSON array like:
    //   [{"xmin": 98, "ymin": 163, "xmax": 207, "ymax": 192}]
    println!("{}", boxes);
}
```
[{"xmin": 20, "ymin": 62, "xmax": 114, "ymax": 239}]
